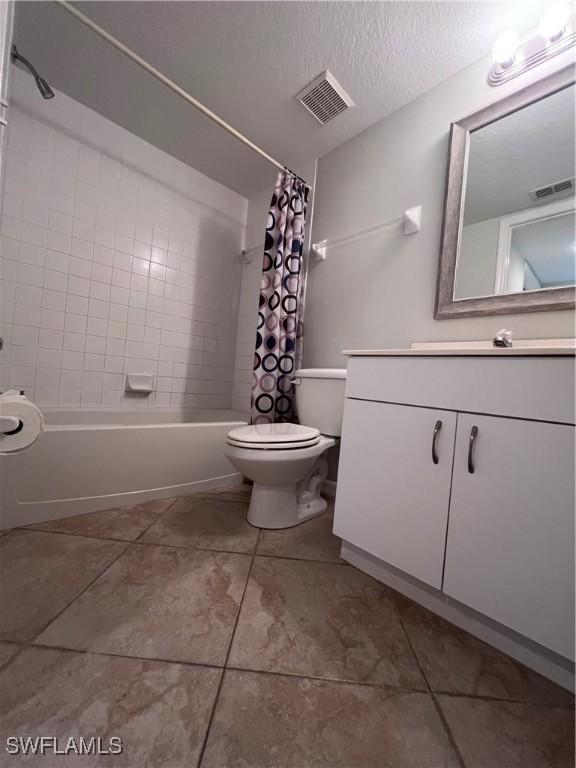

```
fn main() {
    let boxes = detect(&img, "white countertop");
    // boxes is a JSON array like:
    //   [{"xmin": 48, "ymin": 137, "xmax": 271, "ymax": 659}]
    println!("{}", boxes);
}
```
[
  {"xmin": 343, "ymin": 348, "xmax": 575, "ymax": 356},
  {"xmin": 343, "ymin": 339, "xmax": 576, "ymax": 357}
]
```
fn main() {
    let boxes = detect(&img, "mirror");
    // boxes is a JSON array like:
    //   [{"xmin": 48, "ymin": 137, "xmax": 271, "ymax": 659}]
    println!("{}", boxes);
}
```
[{"xmin": 436, "ymin": 67, "xmax": 575, "ymax": 318}]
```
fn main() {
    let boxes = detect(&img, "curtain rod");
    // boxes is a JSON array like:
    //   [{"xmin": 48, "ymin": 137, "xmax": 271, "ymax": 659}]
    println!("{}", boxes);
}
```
[{"xmin": 53, "ymin": 0, "xmax": 307, "ymax": 186}]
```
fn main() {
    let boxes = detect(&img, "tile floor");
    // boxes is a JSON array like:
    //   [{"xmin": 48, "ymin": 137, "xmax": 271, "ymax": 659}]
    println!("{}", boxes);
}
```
[{"xmin": 0, "ymin": 484, "xmax": 573, "ymax": 768}]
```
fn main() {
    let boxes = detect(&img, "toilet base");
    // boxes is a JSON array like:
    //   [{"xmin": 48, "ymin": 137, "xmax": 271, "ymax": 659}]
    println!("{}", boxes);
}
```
[
  {"xmin": 247, "ymin": 482, "xmax": 328, "ymax": 529},
  {"xmin": 225, "ymin": 437, "xmax": 335, "ymax": 530}
]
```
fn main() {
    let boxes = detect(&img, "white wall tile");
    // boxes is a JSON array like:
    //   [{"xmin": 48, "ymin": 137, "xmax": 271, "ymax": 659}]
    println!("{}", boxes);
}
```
[
  {"xmin": 70, "ymin": 237, "xmax": 93, "ymax": 260},
  {"xmin": 70, "ymin": 257, "xmax": 92, "ymax": 279},
  {"xmin": 92, "ymin": 263, "xmax": 112, "ymax": 284},
  {"xmin": 37, "ymin": 343, "xmax": 61, "ymax": 365},
  {"xmin": 13, "ymin": 304, "xmax": 41, "ymax": 326},
  {"xmin": 109, "ymin": 305, "xmax": 128, "ymax": 324},
  {"xmin": 110, "ymin": 286, "xmax": 129, "ymax": 306},
  {"xmin": 90, "ymin": 281, "xmax": 111, "ymax": 301},
  {"xmin": 17, "ymin": 262, "xmax": 43, "ymax": 287},
  {"xmin": 36, "ymin": 367, "xmax": 61, "ymax": 389},
  {"xmin": 88, "ymin": 298, "xmax": 109, "ymax": 319},
  {"xmin": 93, "ymin": 245, "xmax": 114, "ymax": 266},
  {"xmin": 2, "ymin": 69, "xmax": 247, "ymax": 409},
  {"xmin": 64, "ymin": 312, "xmax": 88, "ymax": 334},
  {"xmin": 86, "ymin": 317, "xmax": 108, "ymax": 337},
  {"xmin": 15, "ymin": 284, "xmax": 42, "ymax": 307},
  {"xmin": 45, "ymin": 249, "xmax": 70, "ymax": 273},
  {"xmin": 44, "ymin": 269, "xmax": 69, "ymax": 293},
  {"xmin": 41, "ymin": 308, "xmax": 65, "ymax": 331},
  {"xmin": 38, "ymin": 328, "xmax": 63, "ymax": 349},
  {"xmin": 65, "ymin": 295, "xmax": 88, "ymax": 316},
  {"xmin": 19, "ymin": 243, "xmax": 45, "ymax": 267},
  {"xmin": 63, "ymin": 331, "xmax": 85, "ymax": 352},
  {"xmin": 61, "ymin": 350, "xmax": 84, "ymax": 370},
  {"xmin": 46, "ymin": 229, "xmax": 71, "ymax": 254},
  {"xmin": 68, "ymin": 275, "xmax": 90, "ymax": 297},
  {"xmin": 42, "ymin": 289, "xmax": 67, "ymax": 311},
  {"xmin": 85, "ymin": 335, "xmax": 106, "ymax": 355}
]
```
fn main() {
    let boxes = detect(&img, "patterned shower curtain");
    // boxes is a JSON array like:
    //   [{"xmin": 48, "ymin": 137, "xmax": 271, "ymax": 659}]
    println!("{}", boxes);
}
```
[{"xmin": 251, "ymin": 171, "xmax": 310, "ymax": 424}]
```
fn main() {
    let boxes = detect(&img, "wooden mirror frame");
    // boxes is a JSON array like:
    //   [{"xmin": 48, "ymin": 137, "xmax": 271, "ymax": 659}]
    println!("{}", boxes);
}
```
[{"xmin": 435, "ymin": 65, "xmax": 576, "ymax": 319}]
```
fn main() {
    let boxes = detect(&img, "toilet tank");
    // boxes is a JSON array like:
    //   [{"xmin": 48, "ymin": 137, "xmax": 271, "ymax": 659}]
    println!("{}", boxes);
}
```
[{"xmin": 294, "ymin": 368, "xmax": 347, "ymax": 437}]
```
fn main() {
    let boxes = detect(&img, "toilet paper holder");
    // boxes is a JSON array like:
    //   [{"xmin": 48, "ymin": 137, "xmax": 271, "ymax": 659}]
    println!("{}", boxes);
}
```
[
  {"xmin": 0, "ymin": 416, "xmax": 23, "ymax": 435},
  {"xmin": 0, "ymin": 390, "xmax": 45, "ymax": 454}
]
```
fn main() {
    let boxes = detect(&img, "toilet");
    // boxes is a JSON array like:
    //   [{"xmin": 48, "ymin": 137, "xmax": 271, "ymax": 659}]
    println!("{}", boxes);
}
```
[{"xmin": 225, "ymin": 369, "xmax": 347, "ymax": 529}]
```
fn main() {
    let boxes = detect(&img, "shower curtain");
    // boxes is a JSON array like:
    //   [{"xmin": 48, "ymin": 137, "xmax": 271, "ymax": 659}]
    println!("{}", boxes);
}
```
[{"xmin": 251, "ymin": 171, "xmax": 310, "ymax": 424}]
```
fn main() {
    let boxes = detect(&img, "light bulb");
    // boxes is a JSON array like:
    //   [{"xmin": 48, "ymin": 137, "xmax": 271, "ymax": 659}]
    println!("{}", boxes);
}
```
[
  {"xmin": 492, "ymin": 30, "xmax": 520, "ymax": 68},
  {"xmin": 539, "ymin": 2, "xmax": 571, "ymax": 41}
]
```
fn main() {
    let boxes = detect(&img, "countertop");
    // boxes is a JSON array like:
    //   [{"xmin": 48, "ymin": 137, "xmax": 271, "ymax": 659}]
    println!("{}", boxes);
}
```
[{"xmin": 343, "ymin": 344, "xmax": 576, "ymax": 357}]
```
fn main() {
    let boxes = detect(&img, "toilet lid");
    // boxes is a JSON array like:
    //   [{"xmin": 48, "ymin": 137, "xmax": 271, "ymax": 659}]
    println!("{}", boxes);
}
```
[{"xmin": 227, "ymin": 423, "xmax": 320, "ymax": 446}]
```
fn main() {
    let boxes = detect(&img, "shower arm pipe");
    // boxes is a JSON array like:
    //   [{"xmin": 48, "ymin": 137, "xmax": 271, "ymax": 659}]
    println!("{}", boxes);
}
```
[{"xmin": 53, "ymin": 0, "xmax": 307, "ymax": 185}]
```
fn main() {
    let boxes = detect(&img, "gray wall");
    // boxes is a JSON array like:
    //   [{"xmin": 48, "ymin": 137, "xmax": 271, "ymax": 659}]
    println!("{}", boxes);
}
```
[{"xmin": 303, "ymin": 54, "xmax": 575, "ymax": 369}]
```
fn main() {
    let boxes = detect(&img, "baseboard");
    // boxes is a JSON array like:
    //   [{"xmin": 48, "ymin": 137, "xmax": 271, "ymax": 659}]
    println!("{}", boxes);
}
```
[{"xmin": 341, "ymin": 540, "xmax": 575, "ymax": 692}]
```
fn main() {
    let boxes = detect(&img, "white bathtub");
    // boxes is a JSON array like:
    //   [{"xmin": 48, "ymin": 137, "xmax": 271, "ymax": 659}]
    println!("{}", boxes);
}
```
[{"xmin": 0, "ymin": 408, "xmax": 248, "ymax": 529}]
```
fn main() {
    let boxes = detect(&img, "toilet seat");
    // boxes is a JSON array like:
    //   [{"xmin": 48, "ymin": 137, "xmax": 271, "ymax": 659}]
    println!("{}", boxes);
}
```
[
  {"xmin": 226, "ymin": 423, "xmax": 320, "ymax": 451},
  {"xmin": 227, "ymin": 437, "xmax": 320, "ymax": 450}
]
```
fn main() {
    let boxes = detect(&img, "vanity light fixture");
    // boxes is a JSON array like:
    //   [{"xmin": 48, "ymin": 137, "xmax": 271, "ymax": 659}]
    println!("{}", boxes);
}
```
[
  {"xmin": 539, "ymin": 2, "xmax": 571, "ymax": 42},
  {"xmin": 492, "ymin": 30, "xmax": 520, "ymax": 68},
  {"xmin": 489, "ymin": 2, "xmax": 575, "ymax": 85}
]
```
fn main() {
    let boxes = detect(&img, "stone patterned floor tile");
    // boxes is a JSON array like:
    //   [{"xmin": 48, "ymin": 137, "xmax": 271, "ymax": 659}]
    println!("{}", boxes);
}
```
[
  {"xmin": 228, "ymin": 557, "xmax": 425, "ymax": 688},
  {"xmin": 0, "ymin": 646, "xmax": 221, "ymax": 767},
  {"xmin": 27, "ymin": 498, "xmax": 176, "ymax": 542},
  {"xmin": 36, "ymin": 544, "xmax": 251, "ymax": 666},
  {"xmin": 0, "ymin": 531, "xmax": 126, "ymax": 643},
  {"xmin": 394, "ymin": 593, "xmax": 574, "ymax": 707},
  {"xmin": 0, "ymin": 642, "xmax": 21, "ymax": 670},
  {"xmin": 189, "ymin": 483, "xmax": 252, "ymax": 503},
  {"xmin": 438, "ymin": 694, "xmax": 575, "ymax": 768},
  {"xmin": 141, "ymin": 496, "xmax": 258, "ymax": 553},
  {"xmin": 2, "ymin": 486, "xmax": 572, "ymax": 766},
  {"xmin": 201, "ymin": 669, "xmax": 459, "ymax": 768},
  {"xmin": 256, "ymin": 509, "xmax": 342, "ymax": 563}
]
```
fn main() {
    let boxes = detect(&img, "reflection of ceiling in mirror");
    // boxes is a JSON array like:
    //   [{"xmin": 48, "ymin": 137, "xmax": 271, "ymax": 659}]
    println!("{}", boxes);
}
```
[
  {"xmin": 512, "ymin": 212, "xmax": 576, "ymax": 286},
  {"xmin": 464, "ymin": 85, "xmax": 575, "ymax": 225}
]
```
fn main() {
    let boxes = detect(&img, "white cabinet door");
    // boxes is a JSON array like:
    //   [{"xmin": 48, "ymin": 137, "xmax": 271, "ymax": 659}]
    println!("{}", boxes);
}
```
[
  {"xmin": 443, "ymin": 414, "xmax": 575, "ymax": 660},
  {"xmin": 334, "ymin": 399, "xmax": 456, "ymax": 588}
]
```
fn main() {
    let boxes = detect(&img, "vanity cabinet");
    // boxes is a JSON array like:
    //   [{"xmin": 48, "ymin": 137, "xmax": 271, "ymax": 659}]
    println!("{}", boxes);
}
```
[
  {"xmin": 444, "ymin": 413, "xmax": 575, "ymax": 660},
  {"xmin": 334, "ymin": 353, "xmax": 575, "ymax": 663},
  {"xmin": 335, "ymin": 399, "xmax": 456, "ymax": 589}
]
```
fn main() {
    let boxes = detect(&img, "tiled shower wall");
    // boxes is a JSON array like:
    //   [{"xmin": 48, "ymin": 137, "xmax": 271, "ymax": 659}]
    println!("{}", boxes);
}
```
[{"xmin": 0, "ymin": 69, "xmax": 248, "ymax": 409}]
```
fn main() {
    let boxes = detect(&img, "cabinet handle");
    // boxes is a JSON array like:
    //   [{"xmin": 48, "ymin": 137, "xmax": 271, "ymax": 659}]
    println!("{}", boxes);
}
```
[
  {"xmin": 468, "ymin": 426, "xmax": 479, "ymax": 473},
  {"xmin": 432, "ymin": 420, "xmax": 442, "ymax": 464}
]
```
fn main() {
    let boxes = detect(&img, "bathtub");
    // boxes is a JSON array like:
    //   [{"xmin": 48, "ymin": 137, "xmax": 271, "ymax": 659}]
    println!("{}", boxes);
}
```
[{"xmin": 0, "ymin": 408, "xmax": 248, "ymax": 529}]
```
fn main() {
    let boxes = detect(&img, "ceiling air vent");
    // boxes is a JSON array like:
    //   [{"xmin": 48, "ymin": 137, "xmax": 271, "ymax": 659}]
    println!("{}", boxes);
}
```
[
  {"xmin": 297, "ymin": 70, "xmax": 354, "ymax": 125},
  {"xmin": 530, "ymin": 177, "xmax": 574, "ymax": 201}
]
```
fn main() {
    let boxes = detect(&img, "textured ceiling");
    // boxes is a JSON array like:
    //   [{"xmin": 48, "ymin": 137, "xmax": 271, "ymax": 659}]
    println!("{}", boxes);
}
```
[{"xmin": 14, "ymin": 1, "xmax": 551, "ymax": 197}]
